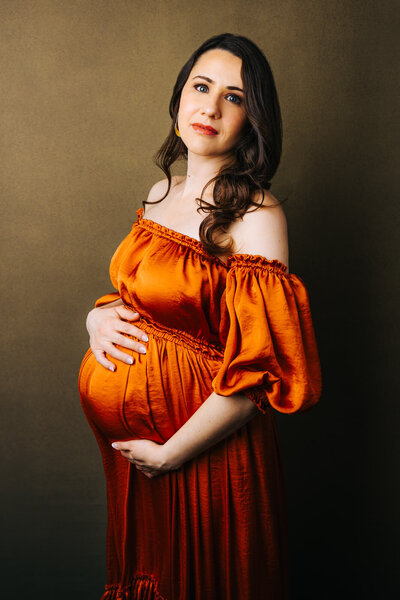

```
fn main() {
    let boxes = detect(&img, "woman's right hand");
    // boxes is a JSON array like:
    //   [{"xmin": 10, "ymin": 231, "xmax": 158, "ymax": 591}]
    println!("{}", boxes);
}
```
[{"xmin": 86, "ymin": 299, "xmax": 148, "ymax": 371}]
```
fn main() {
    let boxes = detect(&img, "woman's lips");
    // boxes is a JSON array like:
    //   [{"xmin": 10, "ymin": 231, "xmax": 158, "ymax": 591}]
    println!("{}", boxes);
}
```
[{"xmin": 192, "ymin": 123, "xmax": 218, "ymax": 136}]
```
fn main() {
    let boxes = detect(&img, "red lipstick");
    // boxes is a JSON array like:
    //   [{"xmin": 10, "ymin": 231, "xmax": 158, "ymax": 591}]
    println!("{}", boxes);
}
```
[{"xmin": 192, "ymin": 123, "xmax": 218, "ymax": 135}]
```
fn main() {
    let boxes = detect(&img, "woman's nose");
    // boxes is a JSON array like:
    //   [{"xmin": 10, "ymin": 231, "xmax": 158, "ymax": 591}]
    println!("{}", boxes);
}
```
[{"xmin": 201, "ymin": 96, "xmax": 221, "ymax": 119}]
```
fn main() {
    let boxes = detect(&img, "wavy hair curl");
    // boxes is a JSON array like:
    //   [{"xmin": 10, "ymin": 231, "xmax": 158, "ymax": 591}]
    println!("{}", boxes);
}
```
[{"xmin": 145, "ymin": 32, "xmax": 285, "ymax": 255}]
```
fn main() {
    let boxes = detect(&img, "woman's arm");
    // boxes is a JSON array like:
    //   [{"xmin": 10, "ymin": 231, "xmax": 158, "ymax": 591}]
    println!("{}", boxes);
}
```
[
  {"xmin": 162, "ymin": 391, "xmax": 261, "ymax": 469},
  {"xmin": 112, "ymin": 391, "xmax": 261, "ymax": 476}
]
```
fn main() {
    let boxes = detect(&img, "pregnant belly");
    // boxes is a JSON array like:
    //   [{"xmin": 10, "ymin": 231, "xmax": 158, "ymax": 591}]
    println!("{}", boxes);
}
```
[
  {"xmin": 78, "ymin": 348, "xmax": 165, "ymax": 443},
  {"xmin": 78, "ymin": 343, "xmax": 219, "ymax": 443}
]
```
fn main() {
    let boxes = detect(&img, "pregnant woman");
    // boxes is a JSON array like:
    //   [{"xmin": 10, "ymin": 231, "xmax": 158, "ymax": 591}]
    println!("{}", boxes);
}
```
[{"xmin": 78, "ymin": 33, "xmax": 322, "ymax": 600}]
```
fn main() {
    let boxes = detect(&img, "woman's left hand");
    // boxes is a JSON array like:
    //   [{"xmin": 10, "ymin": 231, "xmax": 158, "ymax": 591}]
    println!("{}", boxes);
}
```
[{"xmin": 111, "ymin": 439, "xmax": 178, "ymax": 478}]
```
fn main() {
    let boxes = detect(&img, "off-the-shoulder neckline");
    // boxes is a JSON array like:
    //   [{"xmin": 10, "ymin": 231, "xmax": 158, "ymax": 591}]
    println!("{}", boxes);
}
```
[{"xmin": 135, "ymin": 207, "xmax": 289, "ymax": 274}]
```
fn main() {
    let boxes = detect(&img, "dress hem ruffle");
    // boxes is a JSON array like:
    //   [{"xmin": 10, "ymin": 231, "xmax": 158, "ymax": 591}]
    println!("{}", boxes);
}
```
[{"xmin": 101, "ymin": 572, "xmax": 167, "ymax": 600}]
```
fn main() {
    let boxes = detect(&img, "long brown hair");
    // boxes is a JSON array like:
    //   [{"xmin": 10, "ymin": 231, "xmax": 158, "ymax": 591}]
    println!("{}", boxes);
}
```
[{"xmin": 145, "ymin": 33, "xmax": 285, "ymax": 255}]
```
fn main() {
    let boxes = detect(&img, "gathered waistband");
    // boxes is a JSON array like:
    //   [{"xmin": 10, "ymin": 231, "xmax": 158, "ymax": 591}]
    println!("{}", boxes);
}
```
[{"xmin": 137, "ymin": 316, "xmax": 224, "ymax": 361}]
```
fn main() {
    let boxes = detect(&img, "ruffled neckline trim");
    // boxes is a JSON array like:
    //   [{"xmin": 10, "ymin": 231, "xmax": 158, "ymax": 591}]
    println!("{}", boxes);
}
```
[
  {"xmin": 135, "ymin": 207, "xmax": 226, "ymax": 266},
  {"xmin": 135, "ymin": 207, "xmax": 289, "ymax": 275}
]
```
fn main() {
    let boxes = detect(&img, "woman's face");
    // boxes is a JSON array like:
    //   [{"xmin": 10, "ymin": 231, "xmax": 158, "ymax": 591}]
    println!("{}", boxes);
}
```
[{"xmin": 178, "ymin": 48, "xmax": 248, "ymax": 159}]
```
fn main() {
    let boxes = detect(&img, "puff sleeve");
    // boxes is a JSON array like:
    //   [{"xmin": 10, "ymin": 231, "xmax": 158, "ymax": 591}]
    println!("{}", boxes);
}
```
[
  {"xmin": 211, "ymin": 254, "xmax": 322, "ymax": 415},
  {"xmin": 93, "ymin": 230, "xmax": 133, "ymax": 308}
]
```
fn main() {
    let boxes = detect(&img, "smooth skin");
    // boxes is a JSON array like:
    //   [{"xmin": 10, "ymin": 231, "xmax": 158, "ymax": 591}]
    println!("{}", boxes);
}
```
[{"xmin": 87, "ymin": 49, "xmax": 289, "ymax": 478}]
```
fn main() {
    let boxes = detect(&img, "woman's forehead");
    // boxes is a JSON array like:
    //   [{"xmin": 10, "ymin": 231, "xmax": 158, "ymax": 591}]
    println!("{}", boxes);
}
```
[{"xmin": 190, "ymin": 49, "xmax": 243, "ymax": 88}]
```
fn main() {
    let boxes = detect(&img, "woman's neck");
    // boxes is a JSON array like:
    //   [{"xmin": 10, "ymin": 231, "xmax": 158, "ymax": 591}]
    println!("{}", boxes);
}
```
[{"xmin": 180, "ymin": 150, "xmax": 234, "ymax": 205}]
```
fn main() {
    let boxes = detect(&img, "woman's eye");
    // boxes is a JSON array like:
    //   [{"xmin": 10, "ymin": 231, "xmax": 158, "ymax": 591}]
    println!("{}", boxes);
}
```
[
  {"xmin": 226, "ymin": 93, "xmax": 242, "ymax": 105},
  {"xmin": 194, "ymin": 84, "xmax": 208, "ymax": 93}
]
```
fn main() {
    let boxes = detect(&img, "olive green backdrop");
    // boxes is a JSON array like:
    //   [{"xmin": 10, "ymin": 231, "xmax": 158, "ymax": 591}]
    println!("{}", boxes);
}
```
[{"xmin": 1, "ymin": 1, "xmax": 398, "ymax": 598}]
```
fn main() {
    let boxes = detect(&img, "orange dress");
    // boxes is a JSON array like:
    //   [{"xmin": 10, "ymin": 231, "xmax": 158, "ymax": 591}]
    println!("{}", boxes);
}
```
[{"xmin": 78, "ymin": 207, "xmax": 322, "ymax": 600}]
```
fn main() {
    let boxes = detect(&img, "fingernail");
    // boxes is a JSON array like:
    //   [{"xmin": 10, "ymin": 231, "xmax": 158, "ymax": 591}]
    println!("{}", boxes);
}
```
[
  {"xmin": 127, "ymin": 357, "xmax": 133, "ymax": 364},
  {"xmin": 111, "ymin": 442, "xmax": 118, "ymax": 449},
  {"xmin": 141, "ymin": 335, "xmax": 149, "ymax": 342},
  {"xmin": 109, "ymin": 365, "xmax": 115, "ymax": 371},
  {"xmin": 139, "ymin": 346, "xmax": 146, "ymax": 354}
]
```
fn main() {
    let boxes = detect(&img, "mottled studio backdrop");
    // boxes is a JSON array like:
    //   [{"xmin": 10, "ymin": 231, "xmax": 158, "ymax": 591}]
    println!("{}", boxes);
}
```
[{"xmin": 1, "ymin": 1, "xmax": 398, "ymax": 598}]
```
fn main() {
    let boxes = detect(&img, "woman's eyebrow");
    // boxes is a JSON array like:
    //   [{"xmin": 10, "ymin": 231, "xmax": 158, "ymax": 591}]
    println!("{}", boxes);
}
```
[{"xmin": 191, "ymin": 75, "xmax": 244, "ymax": 93}]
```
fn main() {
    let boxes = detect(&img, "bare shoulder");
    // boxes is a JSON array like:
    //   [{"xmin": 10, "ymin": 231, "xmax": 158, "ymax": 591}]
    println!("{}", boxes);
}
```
[
  {"xmin": 146, "ymin": 176, "xmax": 185, "ymax": 203},
  {"xmin": 230, "ymin": 190, "xmax": 289, "ymax": 270}
]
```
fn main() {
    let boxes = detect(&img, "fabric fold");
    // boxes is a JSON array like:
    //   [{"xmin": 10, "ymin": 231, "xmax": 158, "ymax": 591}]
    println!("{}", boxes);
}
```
[{"xmin": 211, "ymin": 254, "xmax": 322, "ymax": 414}]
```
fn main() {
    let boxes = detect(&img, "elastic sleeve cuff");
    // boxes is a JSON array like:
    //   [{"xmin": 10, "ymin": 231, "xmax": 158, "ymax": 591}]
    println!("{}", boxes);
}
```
[
  {"xmin": 94, "ymin": 292, "xmax": 120, "ymax": 308},
  {"xmin": 242, "ymin": 387, "xmax": 270, "ymax": 415}
]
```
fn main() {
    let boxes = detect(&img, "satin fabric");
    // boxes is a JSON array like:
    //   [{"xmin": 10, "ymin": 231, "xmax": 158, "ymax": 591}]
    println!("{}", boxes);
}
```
[{"xmin": 78, "ymin": 207, "xmax": 322, "ymax": 599}]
